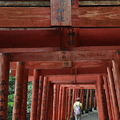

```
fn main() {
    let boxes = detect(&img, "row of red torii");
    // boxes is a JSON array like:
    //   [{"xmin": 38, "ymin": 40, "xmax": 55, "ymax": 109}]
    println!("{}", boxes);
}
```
[{"xmin": 0, "ymin": 47, "xmax": 120, "ymax": 120}]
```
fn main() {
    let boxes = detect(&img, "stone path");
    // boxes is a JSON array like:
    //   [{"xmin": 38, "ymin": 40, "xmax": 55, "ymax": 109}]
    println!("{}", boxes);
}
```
[{"xmin": 81, "ymin": 110, "xmax": 98, "ymax": 120}]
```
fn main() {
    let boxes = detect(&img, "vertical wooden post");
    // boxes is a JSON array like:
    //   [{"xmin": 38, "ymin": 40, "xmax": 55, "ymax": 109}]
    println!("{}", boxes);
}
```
[
  {"xmin": 80, "ymin": 89, "xmax": 82, "ymax": 102},
  {"xmin": 96, "ymin": 75, "xmax": 106, "ymax": 120},
  {"xmin": 40, "ymin": 77, "xmax": 48, "ymax": 120},
  {"xmin": 52, "ymin": 84, "xmax": 57, "ymax": 120},
  {"xmin": 37, "ymin": 76, "xmax": 43, "ymax": 120},
  {"xmin": 21, "ymin": 69, "xmax": 29, "ymax": 120},
  {"xmin": 61, "ymin": 87, "xmax": 66, "ymax": 120},
  {"xmin": 71, "ymin": 89, "xmax": 76, "ymax": 117},
  {"xmin": 85, "ymin": 89, "xmax": 89, "ymax": 113},
  {"xmin": 48, "ymin": 84, "xmax": 53, "ymax": 120},
  {"xmin": 46, "ymin": 81, "xmax": 51, "ymax": 120},
  {"xmin": 58, "ymin": 86, "xmax": 62, "ymax": 120},
  {"xmin": 56, "ymin": 84, "xmax": 60, "ymax": 119},
  {"xmin": 93, "ymin": 92, "xmax": 97, "ymax": 110},
  {"xmin": 65, "ymin": 88, "xmax": 68, "ymax": 120},
  {"xmin": 112, "ymin": 56, "xmax": 120, "ymax": 110},
  {"xmin": 107, "ymin": 67, "xmax": 120, "ymax": 120},
  {"xmin": 0, "ymin": 53, "xmax": 10, "ymax": 120},
  {"xmin": 89, "ymin": 89, "xmax": 92, "ymax": 112},
  {"xmin": 67, "ymin": 89, "xmax": 71, "ymax": 120},
  {"xmin": 12, "ymin": 62, "xmax": 25, "ymax": 120},
  {"xmin": 30, "ymin": 69, "xmax": 39, "ymax": 120},
  {"xmin": 103, "ymin": 75, "xmax": 113, "ymax": 120},
  {"xmin": 81, "ymin": 89, "xmax": 85, "ymax": 114}
]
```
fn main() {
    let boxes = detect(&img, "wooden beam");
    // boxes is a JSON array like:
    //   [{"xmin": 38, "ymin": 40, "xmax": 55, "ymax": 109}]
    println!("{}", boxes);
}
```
[
  {"xmin": 9, "ymin": 50, "xmax": 115, "ymax": 62},
  {"xmin": 0, "ymin": 7, "xmax": 120, "ymax": 27},
  {"xmin": 61, "ymin": 84, "xmax": 96, "ymax": 89},
  {"xmin": 0, "ymin": 30, "xmax": 61, "ymax": 48},
  {"xmin": 0, "ymin": 46, "xmax": 120, "ymax": 53},
  {"xmin": 11, "ymin": 67, "xmax": 107, "ymax": 77},
  {"xmin": 47, "ymin": 74, "xmax": 99, "ymax": 84},
  {"xmin": 0, "ymin": 28, "xmax": 120, "ymax": 48},
  {"xmin": 0, "ymin": 7, "xmax": 50, "ymax": 27},
  {"xmin": 72, "ymin": 7, "xmax": 120, "ymax": 27},
  {"xmin": 10, "ymin": 60, "xmax": 111, "ymax": 69}
]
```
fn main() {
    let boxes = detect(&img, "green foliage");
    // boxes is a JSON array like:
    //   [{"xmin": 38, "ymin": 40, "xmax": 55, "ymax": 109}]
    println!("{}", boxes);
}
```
[
  {"xmin": 27, "ymin": 81, "xmax": 32, "ymax": 119},
  {"xmin": 7, "ymin": 75, "xmax": 15, "ymax": 120}
]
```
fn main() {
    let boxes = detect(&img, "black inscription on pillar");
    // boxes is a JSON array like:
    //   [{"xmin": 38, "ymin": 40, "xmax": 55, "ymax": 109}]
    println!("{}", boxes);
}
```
[
  {"xmin": 0, "ymin": 89, "xmax": 6, "ymax": 96},
  {"xmin": 0, "ymin": 80, "xmax": 7, "ymax": 86},
  {"xmin": 0, "ymin": 106, "xmax": 5, "ymax": 111}
]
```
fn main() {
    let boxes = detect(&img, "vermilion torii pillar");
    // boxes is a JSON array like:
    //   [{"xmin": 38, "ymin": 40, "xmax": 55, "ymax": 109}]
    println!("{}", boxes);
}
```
[
  {"xmin": 58, "ymin": 87, "xmax": 63, "ymax": 120},
  {"xmin": 52, "ymin": 84, "xmax": 57, "ymax": 120},
  {"xmin": 21, "ymin": 69, "xmax": 29, "ymax": 120},
  {"xmin": 67, "ymin": 89, "xmax": 71, "ymax": 120},
  {"xmin": 85, "ymin": 89, "xmax": 89, "ymax": 113},
  {"xmin": 30, "ymin": 69, "xmax": 40, "ymax": 120},
  {"xmin": 56, "ymin": 85, "xmax": 60, "ymax": 119},
  {"xmin": 89, "ymin": 89, "xmax": 93, "ymax": 112},
  {"xmin": 81, "ymin": 89, "xmax": 85, "ymax": 113},
  {"xmin": 103, "ymin": 76, "xmax": 113, "ymax": 120},
  {"xmin": 0, "ymin": 53, "xmax": 10, "ymax": 120},
  {"xmin": 37, "ymin": 76, "xmax": 43, "ymax": 120},
  {"xmin": 40, "ymin": 77, "xmax": 49, "ymax": 120},
  {"xmin": 93, "ymin": 92, "xmax": 97, "ymax": 110},
  {"xmin": 61, "ymin": 87, "xmax": 66, "ymax": 120},
  {"xmin": 96, "ymin": 75, "xmax": 106, "ymax": 120},
  {"xmin": 12, "ymin": 62, "xmax": 25, "ymax": 120},
  {"xmin": 112, "ymin": 55, "xmax": 120, "ymax": 110},
  {"xmin": 48, "ymin": 84, "xmax": 53, "ymax": 120},
  {"xmin": 107, "ymin": 67, "xmax": 120, "ymax": 120}
]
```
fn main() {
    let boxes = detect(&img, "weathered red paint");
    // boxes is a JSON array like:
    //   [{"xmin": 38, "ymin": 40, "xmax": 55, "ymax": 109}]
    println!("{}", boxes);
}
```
[
  {"xmin": 58, "ymin": 87, "xmax": 63, "ymax": 120},
  {"xmin": 40, "ymin": 77, "xmax": 48, "ymax": 120},
  {"xmin": 107, "ymin": 67, "xmax": 120, "ymax": 120},
  {"xmin": 0, "ymin": 7, "xmax": 120, "ymax": 27},
  {"xmin": 30, "ymin": 69, "xmax": 39, "ymax": 120},
  {"xmin": 12, "ymin": 62, "xmax": 25, "ymax": 120},
  {"xmin": 0, "ymin": 53, "xmax": 10, "ymax": 120},
  {"xmin": 37, "ymin": 76, "xmax": 43, "ymax": 120},
  {"xmin": 89, "ymin": 89, "xmax": 93, "ymax": 111},
  {"xmin": 103, "ymin": 75, "xmax": 113, "ymax": 120},
  {"xmin": 21, "ymin": 69, "xmax": 29, "ymax": 120},
  {"xmin": 56, "ymin": 85, "xmax": 60, "ymax": 119},
  {"xmin": 61, "ymin": 87, "xmax": 66, "ymax": 120},
  {"xmin": 96, "ymin": 75, "xmax": 106, "ymax": 120},
  {"xmin": 85, "ymin": 89, "xmax": 89, "ymax": 112},
  {"xmin": 52, "ymin": 84, "xmax": 57, "ymax": 120},
  {"xmin": 67, "ymin": 89, "xmax": 71, "ymax": 120},
  {"xmin": 112, "ymin": 56, "xmax": 120, "ymax": 110}
]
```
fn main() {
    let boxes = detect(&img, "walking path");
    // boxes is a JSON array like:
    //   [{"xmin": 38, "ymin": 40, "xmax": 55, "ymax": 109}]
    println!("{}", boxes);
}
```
[{"xmin": 81, "ymin": 110, "xmax": 98, "ymax": 120}]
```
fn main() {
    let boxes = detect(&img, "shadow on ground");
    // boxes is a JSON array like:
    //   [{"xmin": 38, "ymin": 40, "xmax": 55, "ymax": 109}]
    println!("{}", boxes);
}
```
[{"xmin": 81, "ymin": 110, "xmax": 98, "ymax": 120}]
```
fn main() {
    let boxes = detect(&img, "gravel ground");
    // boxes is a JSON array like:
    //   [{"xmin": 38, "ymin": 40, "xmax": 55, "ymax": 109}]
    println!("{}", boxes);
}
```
[{"xmin": 81, "ymin": 110, "xmax": 98, "ymax": 120}]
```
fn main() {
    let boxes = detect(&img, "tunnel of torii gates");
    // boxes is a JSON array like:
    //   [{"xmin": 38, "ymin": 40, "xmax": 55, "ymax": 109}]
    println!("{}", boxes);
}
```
[{"xmin": 0, "ymin": 0, "xmax": 120, "ymax": 120}]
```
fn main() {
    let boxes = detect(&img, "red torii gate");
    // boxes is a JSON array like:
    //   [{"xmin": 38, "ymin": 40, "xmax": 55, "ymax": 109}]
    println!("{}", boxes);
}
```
[{"xmin": 0, "ymin": 0, "xmax": 120, "ymax": 120}]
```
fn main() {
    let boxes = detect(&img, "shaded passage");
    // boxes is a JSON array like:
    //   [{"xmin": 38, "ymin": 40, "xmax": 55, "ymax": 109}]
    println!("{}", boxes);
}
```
[{"xmin": 82, "ymin": 110, "xmax": 98, "ymax": 120}]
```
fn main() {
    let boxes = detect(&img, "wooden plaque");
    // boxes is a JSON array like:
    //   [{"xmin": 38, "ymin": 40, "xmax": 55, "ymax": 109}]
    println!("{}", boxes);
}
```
[{"xmin": 51, "ymin": 0, "xmax": 71, "ymax": 26}]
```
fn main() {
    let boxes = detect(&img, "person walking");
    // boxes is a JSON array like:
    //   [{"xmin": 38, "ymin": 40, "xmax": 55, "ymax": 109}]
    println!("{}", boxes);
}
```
[{"xmin": 73, "ymin": 97, "xmax": 82, "ymax": 120}]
